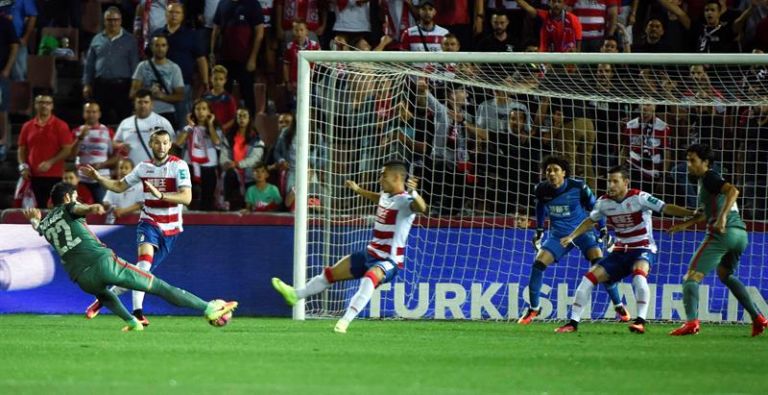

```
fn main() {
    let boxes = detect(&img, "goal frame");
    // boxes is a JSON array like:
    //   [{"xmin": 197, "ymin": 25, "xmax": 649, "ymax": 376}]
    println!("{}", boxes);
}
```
[{"xmin": 293, "ymin": 51, "xmax": 768, "ymax": 320}]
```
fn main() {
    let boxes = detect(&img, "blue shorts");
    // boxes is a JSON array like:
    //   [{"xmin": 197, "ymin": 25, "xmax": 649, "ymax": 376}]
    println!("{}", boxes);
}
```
[
  {"xmin": 599, "ymin": 249, "xmax": 656, "ymax": 283},
  {"xmin": 136, "ymin": 222, "xmax": 178, "ymax": 270},
  {"xmin": 541, "ymin": 232, "xmax": 600, "ymax": 262},
  {"xmin": 349, "ymin": 250, "xmax": 399, "ymax": 284}
]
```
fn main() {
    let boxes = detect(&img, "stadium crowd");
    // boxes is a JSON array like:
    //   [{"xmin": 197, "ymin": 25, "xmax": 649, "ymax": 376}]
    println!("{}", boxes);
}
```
[{"xmin": 0, "ymin": 0, "xmax": 766, "ymax": 220}]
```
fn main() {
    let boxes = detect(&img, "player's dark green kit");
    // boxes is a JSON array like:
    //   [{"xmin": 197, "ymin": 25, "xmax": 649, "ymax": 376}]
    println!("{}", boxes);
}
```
[
  {"xmin": 683, "ymin": 169, "xmax": 756, "ymax": 321},
  {"xmin": 36, "ymin": 203, "xmax": 209, "ymax": 322},
  {"xmin": 687, "ymin": 170, "xmax": 748, "ymax": 275}
]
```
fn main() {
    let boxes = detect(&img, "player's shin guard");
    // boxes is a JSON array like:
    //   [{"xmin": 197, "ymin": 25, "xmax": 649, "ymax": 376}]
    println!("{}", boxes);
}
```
[
  {"xmin": 295, "ymin": 267, "xmax": 333, "ymax": 299},
  {"xmin": 132, "ymin": 255, "xmax": 153, "ymax": 311},
  {"xmin": 341, "ymin": 272, "xmax": 378, "ymax": 322},
  {"xmin": 571, "ymin": 273, "xmax": 598, "ymax": 322},
  {"xmin": 528, "ymin": 261, "xmax": 547, "ymax": 309},
  {"xmin": 632, "ymin": 270, "xmax": 650, "ymax": 320},
  {"xmin": 682, "ymin": 280, "xmax": 700, "ymax": 320},
  {"xmin": 722, "ymin": 274, "xmax": 760, "ymax": 320}
]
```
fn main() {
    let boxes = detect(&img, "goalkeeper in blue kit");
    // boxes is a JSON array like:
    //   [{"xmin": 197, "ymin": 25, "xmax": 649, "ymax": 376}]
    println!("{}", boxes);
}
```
[{"xmin": 518, "ymin": 156, "xmax": 629, "ymax": 324}]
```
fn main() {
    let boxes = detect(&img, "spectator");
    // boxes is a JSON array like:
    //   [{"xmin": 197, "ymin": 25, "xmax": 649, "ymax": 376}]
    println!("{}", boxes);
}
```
[
  {"xmin": 203, "ymin": 65, "xmax": 238, "ymax": 133},
  {"xmin": 271, "ymin": 112, "xmax": 297, "ymax": 205},
  {"xmin": 737, "ymin": 102, "xmax": 768, "ymax": 220},
  {"xmin": 134, "ymin": 0, "xmax": 171, "ymax": 56},
  {"xmin": 476, "ymin": 12, "xmax": 517, "ymax": 52},
  {"xmin": 70, "ymin": 102, "xmax": 119, "ymax": 204},
  {"xmin": 566, "ymin": 0, "xmax": 618, "ymax": 52},
  {"xmin": 219, "ymin": 107, "xmax": 266, "ymax": 210},
  {"xmin": 332, "ymin": 0, "xmax": 372, "ymax": 50},
  {"xmin": 114, "ymin": 89, "xmax": 175, "ymax": 165},
  {"xmin": 376, "ymin": 0, "xmax": 416, "ymax": 50},
  {"xmin": 589, "ymin": 63, "xmax": 631, "ymax": 170},
  {"xmin": 244, "ymin": 162, "xmax": 282, "ymax": 212},
  {"xmin": 103, "ymin": 158, "xmax": 145, "ymax": 224},
  {"xmin": 400, "ymin": 0, "xmax": 448, "ymax": 52},
  {"xmin": 174, "ymin": 99, "xmax": 224, "ymax": 211},
  {"xmin": 211, "ymin": 0, "xmax": 265, "ymax": 113},
  {"xmin": 632, "ymin": 18, "xmax": 674, "ymax": 53},
  {"xmin": 17, "ymin": 93, "xmax": 74, "ymax": 207},
  {"xmin": 475, "ymin": 0, "xmax": 536, "ymax": 46},
  {"xmin": 504, "ymin": 109, "xmax": 544, "ymax": 211},
  {"xmin": 201, "ymin": 0, "xmax": 224, "ymax": 53},
  {"xmin": 62, "ymin": 166, "xmax": 95, "ymax": 205},
  {"xmin": 275, "ymin": 0, "xmax": 326, "ymax": 45},
  {"xmin": 620, "ymin": 102, "xmax": 671, "ymax": 197},
  {"xmin": 734, "ymin": 0, "xmax": 768, "ymax": 51},
  {"xmin": 433, "ymin": 0, "xmax": 473, "ymax": 50},
  {"xmin": 476, "ymin": 83, "xmax": 533, "ymax": 138},
  {"xmin": 656, "ymin": 0, "xmax": 692, "ymax": 52},
  {"xmin": 83, "ymin": 7, "xmax": 139, "ymax": 125},
  {"xmin": 516, "ymin": 0, "xmax": 583, "ymax": 52},
  {"xmin": 153, "ymin": 2, "xmax": 210, "ymax": 129},
  {"xmin": 8, "ymin": 0, "xmax": 36, "ymax": 81},
  {"xmin": 692, "ymin": 0, "xmax": 738, "ymax": 53},
  {"xmin": 283, "ymin": 20, "xmax": 320, "ymax": 97},
  {"xmin": 0, "ymin": 13, "xmax": 18, "ymax": 162},
  {"xmin": 130, "ymin": 35, "xmax": 185, "ymax": 128}
]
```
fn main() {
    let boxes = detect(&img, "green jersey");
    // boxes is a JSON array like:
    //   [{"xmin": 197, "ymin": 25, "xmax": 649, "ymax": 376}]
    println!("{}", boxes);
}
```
[
  {"xmin": 697, "ymin": 169, "xmax": 746, "ymax": 232},
  {"xmin": 36, "ymin": 203, "xmax": 112, "ymax": 280}
]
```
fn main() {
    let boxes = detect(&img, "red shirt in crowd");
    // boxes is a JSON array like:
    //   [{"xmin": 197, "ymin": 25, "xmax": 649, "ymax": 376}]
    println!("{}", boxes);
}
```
[
  {"xmin": 280, "ymin": 0, "xmax": 322, "ymax": 31},
  {"xmin": 565, "ymin": 0, "xmax": 618, "ymax": 41},
  {"xmin": 537, "ymin": 9, "xmax": 582, "ymax": 52},
  {"xmin": 18, "ymin": 115, "xmax": 74, "ymax": 178},
  {"xmin": 284, "ymin": 37, "xmax": 320, "ymax": 84}
]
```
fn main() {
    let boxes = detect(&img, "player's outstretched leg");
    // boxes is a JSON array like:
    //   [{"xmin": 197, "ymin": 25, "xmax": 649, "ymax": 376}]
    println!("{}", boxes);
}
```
[
  {"xmin": 670, "ymin": 278, "xmax": 701, "ymax": 336},
  {"xmin": 556, "ymin": 272, "xmax": 598, "ymax": 333},
  {"xmin": 85, "ymin": 286, "xmax": 127, "ymax": 319},
  {"xmin": 335, "ymin": 269, "xmax": 383, "ymax": 334},
  {"xmin": 272, "ymin": 268, "xmax": 334, "ymax": 307},
  {"xmin": 716, "ymin": 264, "xmax": 768, "ymax": 337}
]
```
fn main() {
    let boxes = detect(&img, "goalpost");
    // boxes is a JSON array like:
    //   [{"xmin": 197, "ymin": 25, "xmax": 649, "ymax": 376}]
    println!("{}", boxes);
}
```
[{"xmin": 293, "ymin": 51, "xmax": 768, "ymax": 322}]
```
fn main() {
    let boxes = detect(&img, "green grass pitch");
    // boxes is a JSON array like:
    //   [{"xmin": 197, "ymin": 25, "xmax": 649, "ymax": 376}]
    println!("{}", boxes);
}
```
[{"xmin": 1, "ymin": 315, "xmax": 766, "ymax": 394}]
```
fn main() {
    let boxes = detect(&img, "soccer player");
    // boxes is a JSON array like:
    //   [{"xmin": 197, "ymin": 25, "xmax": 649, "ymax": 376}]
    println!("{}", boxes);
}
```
[
  {"xmin": 555, "ymin": 165, "xmax": 694, "ymax": 333},
  {"xmin": 271, "ymin": 160, "xmax": 428, "ymax": 333},
  {"xmin": 81, "ymin": 128, "xmax": 192, "ymax": 325},
  {"xmin": 518, "ymin": 156, "xmax": 630, "ymax": 324},
  {"xmin": 669, "ymin": 144, "xmax": 768, "ymax": 336},
  {"xmin": 22, "ymin": 182, "xmax": 236, "ymax": 331}
]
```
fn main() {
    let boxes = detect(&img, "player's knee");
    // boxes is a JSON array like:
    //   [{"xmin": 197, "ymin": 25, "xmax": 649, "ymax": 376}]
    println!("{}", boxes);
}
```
[
  {"xmin": 585, "ymin": 271, "xmax": 600, "ymax": 285},
  {"xmin": 323, "ymin": 267, "xmax": 336, "ymax": 284},
  {"xmin": 364, "ymin": 269, "xmax": 383, "ymax": 288},
  {"xmin": 590, "ymin": 257, "xmax": 601, "ymax": 266},
  {"xmin": 533, "ymin": 260, "xmax": 547, "ymax": 271}
]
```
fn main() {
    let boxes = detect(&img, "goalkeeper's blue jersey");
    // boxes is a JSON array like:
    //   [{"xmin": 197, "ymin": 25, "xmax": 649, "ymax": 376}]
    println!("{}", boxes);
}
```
[{"xmin": 534, "ymin": 178, "xmax": 603, "ymax": 236}]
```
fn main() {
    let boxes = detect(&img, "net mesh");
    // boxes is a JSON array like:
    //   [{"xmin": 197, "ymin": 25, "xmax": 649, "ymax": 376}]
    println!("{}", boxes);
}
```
[{"xmin": 301, "ymin": 55, "xmax": 768, "ymax": 321}]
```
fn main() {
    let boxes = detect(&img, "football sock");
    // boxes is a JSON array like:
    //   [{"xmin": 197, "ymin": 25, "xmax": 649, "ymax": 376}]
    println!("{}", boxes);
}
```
[
  {"xmin": 97, "ymin": 289, "xmax": 133, "ymax": 321},
  {"xmin": 683, "ymin": 280, "xmax": 700, "ymax": 321},
  {"xmin": 722, "ymin": 275, "xmax": 759, "ymax": 320},
  {"xmin": 528, "ymin": 261, "xmax": 547, "ymax": 310},
  {"xmin": 571, "ymin": 274, "xmax": 597, "ymax": 322},
  {"xmin": 632, "ymin": 272, "xmax": 650, "ymax": 320},
  {"xmin": 148, "ymin": 277, "xmax": 208, "ymax": 311},
  {"xmin": 604, "ymin": 281, "xmax": 623, "ymax": 307},
  {"xmin": 341, "ymin": 274, "xmax": 377, "ymax": 322},
  {"xmin": 296, "ymin": 272, "xmax": 331, "ymax": 299},
  {"xmin": 131, "ymin": 258, "xmax": 153, "ymax": 311}
]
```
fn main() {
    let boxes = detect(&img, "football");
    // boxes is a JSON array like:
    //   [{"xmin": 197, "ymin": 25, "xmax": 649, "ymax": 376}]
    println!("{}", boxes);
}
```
[{"xmin": 208, "ymin": 300, "xmax": 233, "ymax": 327}]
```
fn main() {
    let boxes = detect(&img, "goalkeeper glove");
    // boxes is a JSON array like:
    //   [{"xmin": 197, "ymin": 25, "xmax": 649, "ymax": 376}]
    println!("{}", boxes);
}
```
[
  {"xmin": 532, "ymin": 229, "xmax": 544, "ymax": 252},
  {"xmin": 599, "ymin": 227, "xmax": 615, "ymax": 251}
]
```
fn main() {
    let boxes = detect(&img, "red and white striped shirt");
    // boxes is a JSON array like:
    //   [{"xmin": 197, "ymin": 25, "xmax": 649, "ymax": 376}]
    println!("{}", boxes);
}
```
[
  {"xmin": 400, "ymin": 24, "xmax": 448, "ymax": 52},
  {"xmin": 566, "ymin": 0, "xmax": 618, "ymax": 40},
  {"xmin": 72, "ymin": 124, "xmax": 114, "ymax": 183},
  {"xmin": 123, "ymin": 156, "xmax": 192, "ymax": 236},
  {"xmin": 624, "ymin": 117, "xmax": 670, "ymax": 180},
  {"xmin": 590, "ymin": 189, "xmax": 666, "ymax": 253},
  {"xmin": 366, "ymin": 192, "xmax": 415, "ymax": 267}
]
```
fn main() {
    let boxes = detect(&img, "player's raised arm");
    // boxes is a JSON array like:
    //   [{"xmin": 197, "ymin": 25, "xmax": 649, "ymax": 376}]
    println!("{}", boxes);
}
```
[
  {"xmin": 82, "ymin": 164, "xmax": 130, "ymax": 193},
  {"xmin": 143, "ymin": 181, "xmax": 192, "ymax": 206},
  {"xmin": 662, "ymin": 203, "xmax": 696, "ymax": 218},
  {"xmin": 668, "ymin": 209, "xmax": 706, "ymax": 234},
  {"xmin": 70, "ymin": 203, "xmax": 106, "ymax": 216},
  {"xmin": 346, "ymin": 180, "xmax": 380, "ymax": 204},
  {"xmin": 560, "ymin": 218, "xmax": 597, "ymax": 247},
  {"xmin": 407, "ymin": 177, "xmax": 428, "ymax": 215},
  {"xmin": 22, "ymin": 208, "xmax": 42, "ymax": 230}
]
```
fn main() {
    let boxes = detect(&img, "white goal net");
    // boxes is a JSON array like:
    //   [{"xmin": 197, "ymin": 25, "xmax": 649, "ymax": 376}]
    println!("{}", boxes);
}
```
[{"xmin": 293, "ymin": 52, "xmax": 768, "ymax": 322}]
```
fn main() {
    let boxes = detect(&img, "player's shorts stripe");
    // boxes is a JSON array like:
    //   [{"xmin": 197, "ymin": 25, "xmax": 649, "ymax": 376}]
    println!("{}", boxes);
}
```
[
  {"xmin": 616, "ymin": 227, "xmax": 647, "ymax": 238},
  {"xmin": 689, "ymin": 235, "xmax": 712, "ymax": 272},
  {"xmin": 114, "ymin": 255, "xmax": 153, "ymax": 279}
]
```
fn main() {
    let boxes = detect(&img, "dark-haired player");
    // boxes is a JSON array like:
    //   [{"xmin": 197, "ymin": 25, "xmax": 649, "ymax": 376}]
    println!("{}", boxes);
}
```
[{"xmin": 272, "ymin": 161, "xmax": 428, "ymax": 333}]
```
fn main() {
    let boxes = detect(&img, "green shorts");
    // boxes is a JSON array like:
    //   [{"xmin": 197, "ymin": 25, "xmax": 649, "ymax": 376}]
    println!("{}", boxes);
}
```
[
  {"xmin": 687, "ymin": 227, "xmax": 748, "ymax": 275},
  {"xmin": 76, "ymin": 253, "xmax": 155, "ymax": 295}
]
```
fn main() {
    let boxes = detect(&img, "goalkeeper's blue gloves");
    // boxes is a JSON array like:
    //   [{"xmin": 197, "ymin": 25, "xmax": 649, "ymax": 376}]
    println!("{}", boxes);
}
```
[{"xmin": 532, "ymin": 229, "xmax": 544, "ymax": 252}]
